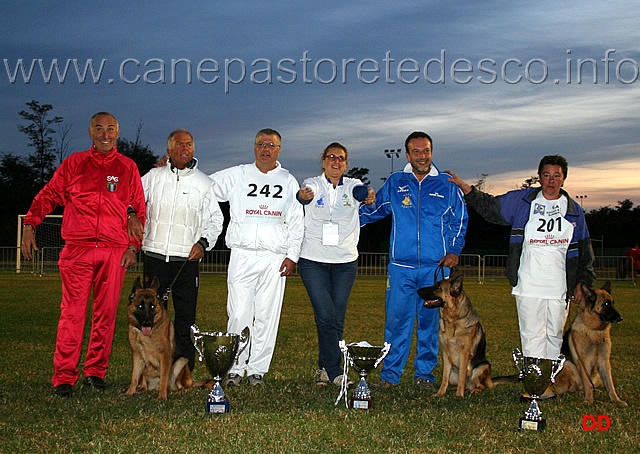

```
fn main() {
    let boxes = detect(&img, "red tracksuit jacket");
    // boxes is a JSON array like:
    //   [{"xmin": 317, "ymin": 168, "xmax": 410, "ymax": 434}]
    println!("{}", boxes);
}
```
[{"xmin": 24, "ymin": 146, "xmax": 146, "ymax": 247}]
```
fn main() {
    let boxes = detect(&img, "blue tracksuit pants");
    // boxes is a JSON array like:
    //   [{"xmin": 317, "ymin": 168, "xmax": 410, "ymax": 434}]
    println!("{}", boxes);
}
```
[{"xmin": 379, "ymin": 263, "xmax": 443, "ymax": 384}]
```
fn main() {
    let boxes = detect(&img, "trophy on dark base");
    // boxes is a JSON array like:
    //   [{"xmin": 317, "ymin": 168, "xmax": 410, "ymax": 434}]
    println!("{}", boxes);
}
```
[
  {"xmin": 512, "ymin": 348, "xmax": 565, "ymax": 431},
  {"xmin": 191, "ymin": 324, "xmax": 249, "ymax": 414},
  {"xmin": 336, "ymin": 341, "xmax": 390, "ymax": 409}
]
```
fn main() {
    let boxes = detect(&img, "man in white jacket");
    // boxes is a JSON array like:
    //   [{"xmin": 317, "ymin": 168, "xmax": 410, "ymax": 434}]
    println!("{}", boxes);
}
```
[
  {"xmin": 210, "ymin": 128, "xmax": 304, "ymax": 386},
  {"xmin": 141, "ymin": 129, "xmax": 223, "ymax": 371}
]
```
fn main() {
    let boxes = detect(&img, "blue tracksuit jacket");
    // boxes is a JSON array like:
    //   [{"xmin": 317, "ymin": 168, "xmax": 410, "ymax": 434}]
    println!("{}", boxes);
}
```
[{"xmin": 360, "ymin": 164, "xmax": 467, "ymax": 266}]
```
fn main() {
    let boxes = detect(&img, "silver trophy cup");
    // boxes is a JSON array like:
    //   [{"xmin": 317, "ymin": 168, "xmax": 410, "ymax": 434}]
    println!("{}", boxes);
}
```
[
  {"xmin": 191, "ymin": 324, "xmax": 250, "ymax": 414},
  {"xmin": 336, "ymin": 341, "xmax": 390, "ymax": 409},
  {"xmin": 512, "ymin": 348, "xmax": 565, "ymax": 431}
]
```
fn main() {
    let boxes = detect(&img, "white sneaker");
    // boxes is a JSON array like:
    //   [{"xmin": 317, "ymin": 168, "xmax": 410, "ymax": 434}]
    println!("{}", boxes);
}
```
[
  {"xmin": 332, "ymin": 374, "xmax": 354, "ymax": 388},
  {"xmin": 315, "ymin": 368, "xmax": 330, "ymax": 386}
]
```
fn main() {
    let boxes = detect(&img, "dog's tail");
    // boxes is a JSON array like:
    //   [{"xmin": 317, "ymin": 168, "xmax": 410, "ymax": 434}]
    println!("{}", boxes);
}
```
[
  {"xmin": 192, "ymin": 378, "xmax": 214, "ymax": 390},
  {"xmin": 492, "ymin": 374, "xmax": 520, "ymax": 385}
]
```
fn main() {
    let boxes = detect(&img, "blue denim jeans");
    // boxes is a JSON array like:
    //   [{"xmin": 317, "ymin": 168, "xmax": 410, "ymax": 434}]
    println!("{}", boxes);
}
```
[{"xmin": 298, "ymin": 257, "xmax": 358, "ymax": 380}]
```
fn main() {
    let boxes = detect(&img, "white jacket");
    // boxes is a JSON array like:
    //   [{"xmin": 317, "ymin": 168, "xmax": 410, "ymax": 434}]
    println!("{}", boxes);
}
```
[
  {"xmin": 210, "ymin": 162, "xmax": 304, "ymax": 261},
  {"xmin": 142, "ymin": 158, "xmax": 223, "ymax": 259},
  {"xmin": 299, "ymin": 174, "xmax": 365, "ymax": 263}
]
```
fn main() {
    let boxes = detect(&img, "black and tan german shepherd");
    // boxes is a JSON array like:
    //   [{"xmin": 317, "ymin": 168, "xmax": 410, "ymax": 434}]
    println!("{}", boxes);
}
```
[
  {"xmin": 123, "ymin": 277, "xmax": 192, "ymax": 400},
  {"xmin": 552, "ymin": 281, "xmax": 627, "ymax": 406},
  {"xmin": 418, "ymin": 272, "xmax": 495, "ymax": 397}
]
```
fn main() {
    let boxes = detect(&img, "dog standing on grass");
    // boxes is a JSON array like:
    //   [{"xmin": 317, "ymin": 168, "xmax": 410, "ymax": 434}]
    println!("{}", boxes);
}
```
[
  {"xmin": 123, "ymin": 277, "xmax": 193, "ymax": 400},
  {"xmin": 552, "ymin": 281, "xmax": 627, "ymax": 407},
  {"xmin": 418, "ymin": 272, "xmax": 495, "ymax": 397}
]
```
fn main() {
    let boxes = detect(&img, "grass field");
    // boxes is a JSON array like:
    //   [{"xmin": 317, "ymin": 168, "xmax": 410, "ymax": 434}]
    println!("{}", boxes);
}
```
[{"xmin": 0, "ymin": 273, "xmax": 638, "ymax": 453}]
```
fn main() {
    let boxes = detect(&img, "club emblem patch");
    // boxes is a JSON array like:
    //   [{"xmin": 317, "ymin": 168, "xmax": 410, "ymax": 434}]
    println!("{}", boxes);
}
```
[{"xmin": 106, "ymin": 175, "xmax": 119, "ymax": 192}]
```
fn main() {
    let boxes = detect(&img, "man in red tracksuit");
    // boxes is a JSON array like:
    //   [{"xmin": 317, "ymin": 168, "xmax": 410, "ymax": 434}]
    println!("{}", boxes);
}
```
[{"xmin": 21, "ymin": 112, "xmax": 146, "ymax": 398}]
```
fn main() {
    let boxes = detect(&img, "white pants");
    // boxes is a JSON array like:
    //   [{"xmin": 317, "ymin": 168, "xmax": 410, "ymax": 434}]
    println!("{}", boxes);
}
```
[
  {"xmin": 226, "ymin": 248, "xmax": 287, "ymax": 377},
  {"xmin": 515, "ymin": 296, "xmax": 569, "ymax": 360}
]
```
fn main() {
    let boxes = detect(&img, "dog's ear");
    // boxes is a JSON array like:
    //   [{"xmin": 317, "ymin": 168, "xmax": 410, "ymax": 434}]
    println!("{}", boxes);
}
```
[
  {"xmin": 150, "ymin": 277, "xmax": 160, "ymax": 292},
  {"xmin": 601, "ymin": 280, "xmax": 612, "ymax": 295},
  {"xmin": 130, "ymin": 276, "xmax": 143, "ymax": 301},
  {"xmin": 578, "ymin": 281, "xmax": 596, "ymax": 309},
  {"xmin": 449, "ymin": 272, "xmax": 464, "ymax": 296}
]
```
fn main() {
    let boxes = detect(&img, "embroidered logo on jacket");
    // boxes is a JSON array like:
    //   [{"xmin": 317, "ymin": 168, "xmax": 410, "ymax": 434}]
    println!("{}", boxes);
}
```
[{"xmin": 106, "ymin": 175, "xmax": 119, "ymax": 192}]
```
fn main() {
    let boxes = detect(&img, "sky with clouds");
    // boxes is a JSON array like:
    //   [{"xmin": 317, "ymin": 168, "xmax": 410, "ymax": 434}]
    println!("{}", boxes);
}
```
[{"xmin": 1, "ymin": 1, "xmax": 639, "ymax": 210}]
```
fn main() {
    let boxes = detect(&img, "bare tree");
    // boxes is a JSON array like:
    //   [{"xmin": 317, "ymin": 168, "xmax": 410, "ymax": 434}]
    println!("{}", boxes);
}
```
[
  {"xmin": 521, "ymin": 175, "xmax": 539, "ymax": 188},
  {"xmin": 117, "ymin": 120, "xmax": 159, "ymax": 176},
  {"xmin": 54, "ymin": 123, "xmax": 73, "ymax": 165},
  {"xmin": 133, "ymin": 119, "xmax": 144, "ymax": 146},
  {"xmin": 473, "ymin": 173, "xmax": 489, "ymax": 192},
  {"xmin": 17, "ymin": 100, "xmax": 63, "ymax": 187},
  {"xmin": 345, "ymin": 167, "xmax": 370, "ymax": 185}
]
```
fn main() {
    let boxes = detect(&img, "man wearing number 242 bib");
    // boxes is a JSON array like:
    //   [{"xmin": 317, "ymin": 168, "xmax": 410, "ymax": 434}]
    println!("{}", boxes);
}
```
[{"xmin": 209, "ymin": 129, "xmax": 304, "ymax": 387}]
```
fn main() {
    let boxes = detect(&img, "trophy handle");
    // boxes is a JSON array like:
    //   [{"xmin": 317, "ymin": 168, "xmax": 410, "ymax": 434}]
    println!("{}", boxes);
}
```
[
  {"xmin": 550, "ymin": 354, "xmax": 566, "ymax": 383},
  {"xmin": 191, "ymin": 324, "xmax": 204, "ymax": 362},
  {"xmin": 339, "ymin": 340, "xmax": 347, "ymax": 355},
  {"xmin": 512, "ymin": 347, "xmax": 524, "ymax": 378},
  {"xmin": 374, "ymin": 342, "xmax": 391, "ymax": 369},
  {"xmin": 234, "ymin": 326, "xmax": 250, "ymax": 363}
]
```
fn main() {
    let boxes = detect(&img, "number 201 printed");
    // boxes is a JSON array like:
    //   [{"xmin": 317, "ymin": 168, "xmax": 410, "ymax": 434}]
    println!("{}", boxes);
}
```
[{"xmin": 537, "ymin": 216, "xmax": 562, "ymax": 232}]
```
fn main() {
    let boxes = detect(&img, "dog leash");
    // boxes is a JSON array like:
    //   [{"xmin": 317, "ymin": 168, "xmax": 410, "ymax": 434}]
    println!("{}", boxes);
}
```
[
  {"xmin": 433, "ymin": 263, "xmax": 455, "ymax": 286},
  {"xmin": 161, "ymin": 259, "xmax": 190, "ymax": 306}
]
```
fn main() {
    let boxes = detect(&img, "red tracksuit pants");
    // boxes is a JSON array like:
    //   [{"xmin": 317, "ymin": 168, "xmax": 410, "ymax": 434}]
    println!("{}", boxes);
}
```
[{"xmin": 53, "ymin": 245, "xmax": 127, "ymax": 387}]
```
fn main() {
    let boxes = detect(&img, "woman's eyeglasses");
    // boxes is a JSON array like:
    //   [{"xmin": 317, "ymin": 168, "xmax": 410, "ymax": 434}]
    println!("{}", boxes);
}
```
[{"xmin": 325, "ymin": 154, "xmax": 346, "ymax": 162}]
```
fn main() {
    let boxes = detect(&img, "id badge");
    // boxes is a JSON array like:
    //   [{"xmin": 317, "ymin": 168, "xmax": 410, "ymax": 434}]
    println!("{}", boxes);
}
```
[{"xmin": 322, "ymin": 222, "xmax": 339, "ymax": 246}]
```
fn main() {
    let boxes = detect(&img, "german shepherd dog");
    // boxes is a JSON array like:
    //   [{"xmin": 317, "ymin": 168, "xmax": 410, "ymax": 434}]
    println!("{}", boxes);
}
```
[
  {"xmin": 552, "ymin": 281, "xmax": 627, "ymax": 407},
  {"xmin": 123, "ymin": 277, "xmax": 193, "ymax": 400},
  {"xmin": 418, "ymin": 272, "xmax": 494, "ymax": 397}
]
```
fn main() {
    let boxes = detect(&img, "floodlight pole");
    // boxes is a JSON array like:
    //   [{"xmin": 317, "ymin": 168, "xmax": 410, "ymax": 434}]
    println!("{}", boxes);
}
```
[
  {"xmin": 576, "ymin": 195, "xmax": 588, "ymax": 209},
  {"xmin": 384, "ymin": 148, "xmax": 401, "ymax": 174}
]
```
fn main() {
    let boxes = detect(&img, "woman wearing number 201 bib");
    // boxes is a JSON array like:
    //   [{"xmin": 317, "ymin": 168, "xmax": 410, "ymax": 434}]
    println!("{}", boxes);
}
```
[{"xmin": 447, "ymin": 155, "xmax": 595, "ymax": 361}]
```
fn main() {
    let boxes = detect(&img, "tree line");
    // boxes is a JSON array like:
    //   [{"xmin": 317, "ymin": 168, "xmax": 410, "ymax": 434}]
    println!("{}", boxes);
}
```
[{"xmin": 1, "ymin": 100, "xmax": 638, "ymax": 255}]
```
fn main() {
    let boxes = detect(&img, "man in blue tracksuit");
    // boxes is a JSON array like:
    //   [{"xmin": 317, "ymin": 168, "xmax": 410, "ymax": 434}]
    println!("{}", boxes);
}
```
[{"xmin": 360, "ymin": 131, "xmax": 468, "ymax": 390}]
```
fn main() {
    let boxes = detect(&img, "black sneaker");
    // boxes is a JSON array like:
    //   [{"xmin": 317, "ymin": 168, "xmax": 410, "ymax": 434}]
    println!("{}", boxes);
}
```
[
  {"xmin": 54, "ymin": 384, "xmax": 73, "ymax": 398},
  {"xmin": 247, "ymin": 374, "xmax": 264, "ymax": 386},
  {"xmin": 83, "ymin": 376, "xmax": 108, "ymax": 391},
  {"xmin": 371, "ymin": 379, "xmax": 398, "ymax": 390},
  {"xmin": 224, "ymin": 373, "xmax": 243, "ymax": 386},
  {"xmin": 415, "ymin": 378, "xmax": 435, "ymax": 392}
]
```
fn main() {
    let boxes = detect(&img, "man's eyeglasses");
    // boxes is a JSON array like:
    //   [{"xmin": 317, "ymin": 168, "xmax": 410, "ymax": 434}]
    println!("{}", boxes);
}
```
[
  {"xmin": 255, "ymin": 142, "xmax": 281, "ymax": 150},
  {"xmin": 325, "ymin": 154, "xmax": 346, "ymax": 162}
]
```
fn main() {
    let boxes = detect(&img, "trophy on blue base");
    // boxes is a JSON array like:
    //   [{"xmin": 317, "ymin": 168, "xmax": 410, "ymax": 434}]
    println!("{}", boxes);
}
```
[{"xmin": 191, "ymin": 324, "xmax": 249, "ymax": 414}]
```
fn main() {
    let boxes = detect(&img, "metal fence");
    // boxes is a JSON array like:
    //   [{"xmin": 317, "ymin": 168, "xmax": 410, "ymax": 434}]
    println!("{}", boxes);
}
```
[{"xmin": 3, "ymin": 247, "xmax": 633, "ymax": 285}]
